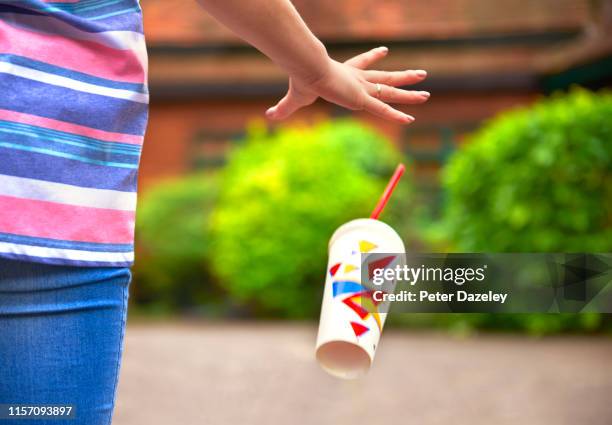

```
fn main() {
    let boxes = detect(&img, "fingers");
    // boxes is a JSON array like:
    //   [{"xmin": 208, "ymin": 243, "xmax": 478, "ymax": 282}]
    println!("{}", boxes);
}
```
[
  {"xmin": 362, "ymin": 96, "xmax": 415, "ymax": 124},
  {"xmin": 364, "ymin": 69, "xmax": 427, "ymax": 86},
  {"xmin": 370, "ymin": 83, "xmax": 430, "ymax": 104},
  {"xmin": 344, "ymin": 46, "xmax": 388, "ymax": 70}
]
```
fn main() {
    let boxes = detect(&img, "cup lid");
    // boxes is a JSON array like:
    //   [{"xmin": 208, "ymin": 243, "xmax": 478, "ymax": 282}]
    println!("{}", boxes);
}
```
[{"xmin": 329, "ymin": 218, "xmax": 404, "ymax": 252}]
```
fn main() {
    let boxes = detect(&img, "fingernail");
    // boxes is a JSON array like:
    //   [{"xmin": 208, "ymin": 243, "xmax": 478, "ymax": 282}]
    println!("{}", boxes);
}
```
[
  {"xmin": 416, "ymin": 70, "xmax": 427, "ymax": 77},
  {"xmin": 379, "ymin": 46, "xmax": 389, "ymax": 52},
  {"xmin": 420, "ymin": 91, "xmax": 430, "ymax": 98},
  {"xmin": 404, "ymin": 114, "xmax": 415, "ymax": 123}
]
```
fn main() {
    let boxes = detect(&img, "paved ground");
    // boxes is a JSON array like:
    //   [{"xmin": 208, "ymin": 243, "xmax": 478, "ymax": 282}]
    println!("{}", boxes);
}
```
[{"xmin": 113, "ymin": 322, "xmax": 612, "ymax": 425}]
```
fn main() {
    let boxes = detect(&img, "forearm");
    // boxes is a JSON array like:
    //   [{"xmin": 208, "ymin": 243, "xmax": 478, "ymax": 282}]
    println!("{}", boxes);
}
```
[
  {"xmin": 195, "ymin": 0, "xmax": 330, "ymax": 82},
  {"xmin": 196, "ymin": 0, "xmax": 429, "ymax": 123}
]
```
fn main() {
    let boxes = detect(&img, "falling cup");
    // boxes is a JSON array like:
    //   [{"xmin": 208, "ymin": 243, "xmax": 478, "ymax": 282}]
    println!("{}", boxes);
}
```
[
  {"xmin": 315, "ymin": 218, "xmax": 405, "ymax": 379},
  {"xmin": 315, "ymin": 165, "xmax": 407, "ymax": 379}
]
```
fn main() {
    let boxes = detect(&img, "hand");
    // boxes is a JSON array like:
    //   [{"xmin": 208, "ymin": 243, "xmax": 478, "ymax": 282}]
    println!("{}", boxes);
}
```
[{"xmin": 265, "ymin": 47, "xmax": 429, "ymax": 124}]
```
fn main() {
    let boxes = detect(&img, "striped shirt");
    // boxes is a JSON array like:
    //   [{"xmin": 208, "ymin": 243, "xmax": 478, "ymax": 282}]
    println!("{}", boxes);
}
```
[{"xmin": 0, "ymin": 0, "xmax": 148, "ymax": 267}]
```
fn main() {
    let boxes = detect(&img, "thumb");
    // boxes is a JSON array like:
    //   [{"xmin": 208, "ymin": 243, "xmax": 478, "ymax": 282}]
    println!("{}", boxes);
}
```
[
  {"xmin": 266, "ymin": 82, "xmax": 318, "ymax": 120},
  {"xmin": 265, "ymin": 91, "xmax": 301, "ymax": 121}
]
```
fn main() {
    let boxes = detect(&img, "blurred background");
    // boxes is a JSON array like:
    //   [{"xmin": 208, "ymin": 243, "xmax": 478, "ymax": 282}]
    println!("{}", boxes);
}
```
[{"xmin": 114, "ymin": 1, "xmax": 612, "ymax": 424}]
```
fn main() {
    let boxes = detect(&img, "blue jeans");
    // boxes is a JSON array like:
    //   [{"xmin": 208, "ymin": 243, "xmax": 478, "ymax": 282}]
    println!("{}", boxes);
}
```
[{"xmin": 0, "ymin": 258, "xmax": 131, "ymax": 425}]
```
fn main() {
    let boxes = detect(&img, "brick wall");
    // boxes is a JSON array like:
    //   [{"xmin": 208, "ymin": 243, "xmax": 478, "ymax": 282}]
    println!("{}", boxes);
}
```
[{"xmin": 139, "ymin": 92, "xmax": 537, "ymax": 193}]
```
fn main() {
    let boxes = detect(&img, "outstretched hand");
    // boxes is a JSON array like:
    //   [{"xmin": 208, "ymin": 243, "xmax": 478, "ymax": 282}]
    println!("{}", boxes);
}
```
[{"xmin": 266, "ymin": 47, "xmax": 429, "ymax": 124}]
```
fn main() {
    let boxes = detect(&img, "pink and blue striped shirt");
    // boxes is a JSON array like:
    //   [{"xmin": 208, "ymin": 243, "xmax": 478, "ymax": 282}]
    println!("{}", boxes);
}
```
[{"xmin": 0, "ymin": 0, "xmax": 148, "ymax": 266}]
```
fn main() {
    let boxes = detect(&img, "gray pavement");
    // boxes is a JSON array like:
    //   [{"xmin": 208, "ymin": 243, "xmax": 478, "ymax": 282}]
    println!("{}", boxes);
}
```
[{"xmin": 113, "ymin": 322, "xmax": 612, "ymax": 425}]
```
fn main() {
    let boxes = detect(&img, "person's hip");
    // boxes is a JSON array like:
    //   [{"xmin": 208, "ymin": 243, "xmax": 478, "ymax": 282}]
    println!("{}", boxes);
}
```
[{"xmin": 0, "ymin": 258, "xmax": 131, "ymax": 425}]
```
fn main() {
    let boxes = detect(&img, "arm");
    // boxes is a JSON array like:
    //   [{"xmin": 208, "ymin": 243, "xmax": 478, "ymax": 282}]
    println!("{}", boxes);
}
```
[{"xmin": 196, "ymin": 0, "xmax": 429, "ymax": 123}]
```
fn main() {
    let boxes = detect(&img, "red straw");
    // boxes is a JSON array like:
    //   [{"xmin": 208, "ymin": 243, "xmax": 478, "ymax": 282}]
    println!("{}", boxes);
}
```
[{"xmin": 370, "ymin": 164, "xmax": 406, "ymax": 219}]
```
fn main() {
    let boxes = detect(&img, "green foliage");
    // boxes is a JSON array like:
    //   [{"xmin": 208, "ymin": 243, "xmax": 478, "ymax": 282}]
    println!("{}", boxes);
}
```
[
  {"xmin": 209, "ymin": 119, "xmax": 411, "ymax": 318},
  {"xmin": 133, "ymin": 173, "xmax": 222, "ymax": 312},
  {"xmin": 425, "ymin": 89, "xmax": 612, "ymax": 334},
  {"xmin": 131, "ymin": 107, "xmax": 610, "ymax": 334},
  {"xmin": 442, "ymin": 88, "xmax": 612, "ymax": 252}
]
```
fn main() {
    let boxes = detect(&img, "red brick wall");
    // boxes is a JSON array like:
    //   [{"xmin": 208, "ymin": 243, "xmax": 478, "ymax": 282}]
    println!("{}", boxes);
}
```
[
  {"xmin": 138, "ymin": 92, "xmax": 538, "ymax": 192},
  {"xmin": 142, "ymin": 0, "xmax": 590, "ymax": 45}
]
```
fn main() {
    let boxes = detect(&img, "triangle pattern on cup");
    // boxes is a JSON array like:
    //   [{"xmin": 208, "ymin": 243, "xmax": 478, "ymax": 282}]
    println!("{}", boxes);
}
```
[
  {"xmin": 344, "ymin": 264, "xmax": 358, "ymax": 273},
  {"xmin": 368, "ymin": 255, "xmax": 396, "ymax": 279},
  {"xmin": 350, "ymin": 321, "xmax": 369, "ymax": 337},
  {"xmin": 359, "ymin": 240, "xmax": 377, "ymax": 253},
  {"xmin": 329, "ymin": 263, "xmax": 341, "ymax": 277}
]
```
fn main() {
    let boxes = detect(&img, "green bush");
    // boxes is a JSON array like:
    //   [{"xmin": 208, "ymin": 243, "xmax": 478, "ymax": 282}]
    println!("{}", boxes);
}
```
[
  {"xmin": 432, "ymin": 89, "xmax": 612, "ymax": 334},
  {"xmin": 209, "ymin": 119, "xmax": 411, "ymax": 318},
  {"xmin": 133, "ymin": 173, "xmax": 221, "ymax": 313},
  {"xmin": 443, "ymin": 88, "xmax": 612, "ymax": 252}
]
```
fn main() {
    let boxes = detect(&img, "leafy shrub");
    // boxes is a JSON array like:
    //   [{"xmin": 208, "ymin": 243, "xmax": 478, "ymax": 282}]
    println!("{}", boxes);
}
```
[
  {"xmin": 209, "ymin": 119, "xmax": 411, "ymax": 317},
  {"xmin": 133, "ymin": 173, "xmax": 221, "ymax": 312},
  {"xmin": 443, "ymin": 88, "xmax": 612, "ymax": 252},
  {"xmin": 432, "ymin": 89, "xmax": 612, "ymax": 334}
]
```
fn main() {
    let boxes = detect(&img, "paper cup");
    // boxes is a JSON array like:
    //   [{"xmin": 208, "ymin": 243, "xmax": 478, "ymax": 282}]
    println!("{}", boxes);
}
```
[{"xmin": 315, "ymin": 218, "xmax": 406, "ymax": 379}]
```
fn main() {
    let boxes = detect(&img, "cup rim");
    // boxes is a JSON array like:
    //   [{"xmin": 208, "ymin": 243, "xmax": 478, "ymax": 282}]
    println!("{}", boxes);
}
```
[
  {"xmin": 315, "ymin": 339, "xmax": 372, "ymax": 379},
  {"xmin": 328, "ymin": 218, "xmax": 403, "ymax": 249}
]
